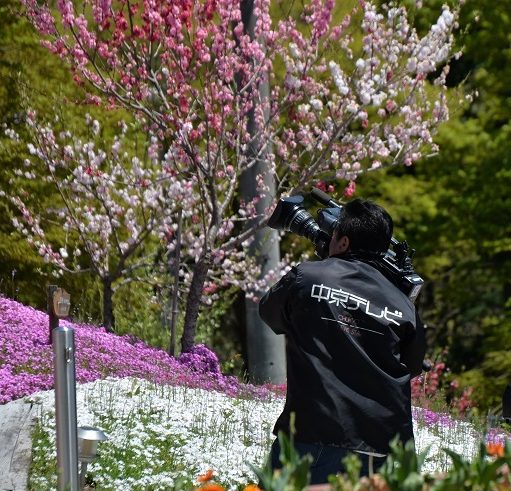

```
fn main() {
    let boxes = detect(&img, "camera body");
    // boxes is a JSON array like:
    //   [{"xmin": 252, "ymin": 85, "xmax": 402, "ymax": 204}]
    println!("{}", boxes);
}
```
[{"xmin": 267, "ymin": 189, "xmax": 424, "ymax": 303}]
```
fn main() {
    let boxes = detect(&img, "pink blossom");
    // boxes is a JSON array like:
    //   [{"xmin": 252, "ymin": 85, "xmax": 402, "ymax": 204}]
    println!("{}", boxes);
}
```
[
  {"xmin": 14, "ymin": 0, "xmax": 460, "ymax": 325},
  {"xmin": 56, "ymin": 0, "xmax": 74, "ymax": 27},
  {"xmin": 343, "ymin": 180, "xmax": 356, "ymax": 198}
]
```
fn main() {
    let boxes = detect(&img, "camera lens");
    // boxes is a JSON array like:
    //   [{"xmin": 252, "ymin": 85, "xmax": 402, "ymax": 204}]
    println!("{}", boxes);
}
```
[
  {"xmin": 267, "ymin": 194, "xmax": 331, "ymax": 258},
  {"xmin": 285, "ymin": 209, "xmax": 322, "ymax": 243}
]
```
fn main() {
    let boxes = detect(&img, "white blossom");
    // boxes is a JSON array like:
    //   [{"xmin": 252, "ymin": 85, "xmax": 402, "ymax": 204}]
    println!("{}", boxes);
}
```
[
  {"xmin": 329, "ymin": 61, "xmax": 349, "ymax": 95},
  {"xmin": 310, "ymin": 99, "xmax": 323, "ymax": 111}
]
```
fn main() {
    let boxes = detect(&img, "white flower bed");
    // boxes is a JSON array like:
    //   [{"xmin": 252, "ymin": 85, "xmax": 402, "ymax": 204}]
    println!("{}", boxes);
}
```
[{"xmin": 27, "ymin": 377, "xmax": 483, "ymax": 490}]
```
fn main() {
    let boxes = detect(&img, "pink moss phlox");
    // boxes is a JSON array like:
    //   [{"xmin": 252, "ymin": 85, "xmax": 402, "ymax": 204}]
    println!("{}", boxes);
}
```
[
  {"xmin": 0, "ymin": 296, "xmax": 283, "ymax": 404},
  {"xmin": 412, "ymin": 406, "xmax": 456, "ymax": 429},
  {"xmin": 178, "ymin": 343, "xmax": 221, "ymax": 375}
]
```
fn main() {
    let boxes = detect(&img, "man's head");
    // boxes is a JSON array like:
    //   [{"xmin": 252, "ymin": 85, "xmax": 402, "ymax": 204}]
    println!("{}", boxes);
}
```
[{"xmin": 328, "ymin": 198, "xmax": 393, "ymax": 257}]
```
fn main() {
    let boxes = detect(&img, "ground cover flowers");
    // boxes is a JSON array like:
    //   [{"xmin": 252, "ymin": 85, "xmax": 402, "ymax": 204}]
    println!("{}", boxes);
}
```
[
  {"xmin": 2, "ymin": 296, "xmax": 510, "ymax": 489},
  {"xmin": 28, "ymin": 377, "xmax": 284, "ymax": 490},
  {"xmin": 0, "ymin": 296, "xmax": 284, "ymax": 404},
  {"xmin": 25, "ymin": 377, "xmax": 510, "ymax": 490}
]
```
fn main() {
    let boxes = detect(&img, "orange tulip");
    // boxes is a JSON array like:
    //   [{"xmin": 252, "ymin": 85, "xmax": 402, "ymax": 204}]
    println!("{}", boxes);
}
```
[
  {"xmin": 197, "ymin": 469, "xmax": 215, "ymax": 483},
  {"xmin": 243, "ymin": 485, "xmax": 263, "ymax": 491},
  {"xmin": 487, "ymin": 442, "xmax": 505, "ymax": 458},
  {"xmin": 197, "ymin": 484, "xmax": 225, "ymax": 491}
]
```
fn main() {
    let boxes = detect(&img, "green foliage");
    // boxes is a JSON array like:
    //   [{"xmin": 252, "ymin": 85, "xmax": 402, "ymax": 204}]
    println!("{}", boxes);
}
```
[
  {"xmin": 432, "ymin": 441, "xmax": 511, "ymax": 490},
  {"xmin": 253, "ymin": 433, "xmax": 511, "ymax": 491},
  {"xmin": 112, "ymin": 281, "xmax": 170, "ymax": 348},
  {"xmin": 378, "ymin": 437, "xmax": 430, "ymax": 491},
  {"xmin": 337, "ymin": 453, "xmax": 363, "ymax": 488},
  {"xmin": 112, "ymin": 281, "xmax": 246, "ymax": 370},
  {"xmin": 352, "ymin": 0, "xmax": 511, "ymax": 412},
  {"xmin": 195, "ymin": 287, "xmax": 239, "ymax": 346},
  {"xmin": 0, "ymin": 0, "xmax": 130, "ymax": 316}
]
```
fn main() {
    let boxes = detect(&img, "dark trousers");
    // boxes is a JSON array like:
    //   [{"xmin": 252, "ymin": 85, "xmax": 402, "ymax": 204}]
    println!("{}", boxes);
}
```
[{"xmin": 269, "ymin": 438, "xmax": 386, "ymax": 485}]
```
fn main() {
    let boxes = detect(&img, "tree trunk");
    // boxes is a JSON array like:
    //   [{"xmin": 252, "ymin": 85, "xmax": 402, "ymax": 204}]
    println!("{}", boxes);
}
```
[
  {"xmin": 240, "ymin": 0, "xmax": 286, "ymax": 384},
  {"xmin": 102, "ymin": 277, "xmax": 115, "ymax": 332},
  {"xmin": 180, "ymin": 253, "xmax": 211, "ymax": 353}
]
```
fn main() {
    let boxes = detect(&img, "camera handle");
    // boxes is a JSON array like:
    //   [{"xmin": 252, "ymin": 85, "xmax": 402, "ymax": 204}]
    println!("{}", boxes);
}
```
[{"xmin": 311, "ymin": 187, "xmax": 342, "ymax": 209}]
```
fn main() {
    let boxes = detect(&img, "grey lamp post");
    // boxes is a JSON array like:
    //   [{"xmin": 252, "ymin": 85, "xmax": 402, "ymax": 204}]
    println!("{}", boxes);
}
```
[{"xmin": 78, "ymin": 426, "xmax": 108, "ymax": 490}]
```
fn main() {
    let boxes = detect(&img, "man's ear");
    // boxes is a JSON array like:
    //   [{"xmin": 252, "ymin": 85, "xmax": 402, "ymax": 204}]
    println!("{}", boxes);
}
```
[{"xmin": 338, "ymin": 236, "xmax": 350, "ymax": 253}]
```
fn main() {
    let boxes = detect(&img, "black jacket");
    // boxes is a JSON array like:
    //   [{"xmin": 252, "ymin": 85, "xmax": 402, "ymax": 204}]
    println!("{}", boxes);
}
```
[{"xmin": 259, "ymin": 255, "xmax": 425, "ymax": 454}]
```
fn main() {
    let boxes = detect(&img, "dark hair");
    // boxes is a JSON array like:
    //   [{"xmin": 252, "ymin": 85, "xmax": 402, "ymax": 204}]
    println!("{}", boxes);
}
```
[{"xmin": 334, "ymin": 198, "xmax": 393, "ymax": 254}]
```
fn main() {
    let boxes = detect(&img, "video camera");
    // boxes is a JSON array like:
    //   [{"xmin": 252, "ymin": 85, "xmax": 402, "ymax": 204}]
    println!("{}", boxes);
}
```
[{"xmin": 267, "ymin": 188, "xmax": 424, "ymax": 303}]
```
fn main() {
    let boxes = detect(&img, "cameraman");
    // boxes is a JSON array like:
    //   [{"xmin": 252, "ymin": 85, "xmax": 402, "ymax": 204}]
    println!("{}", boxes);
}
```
[{"xmin": 259, "ymin": 198, "xmax": 425, "ymax": 484}]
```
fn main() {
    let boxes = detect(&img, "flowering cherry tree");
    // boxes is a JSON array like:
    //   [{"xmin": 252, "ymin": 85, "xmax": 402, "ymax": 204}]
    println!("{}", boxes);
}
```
[
  {"xmin": 5, "ymin": 115, "xmax": 198, "ymax": 331},
  {"xmin": 16, "ymin": 0, "xmax": 460, "ymax": 350}
]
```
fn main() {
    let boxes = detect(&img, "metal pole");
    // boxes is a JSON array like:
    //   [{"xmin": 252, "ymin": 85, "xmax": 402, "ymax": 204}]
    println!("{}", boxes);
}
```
[
  {"xmin": 53, "ymin": 326, "xmax": 79, "ymax": 491},
  {"xmin": 239, "ymin": 0, "xmax": 286, "ymax": 384},
  {"xmin": 168, "ymin": 208, "xmax": 183, "ymax": 356}
]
